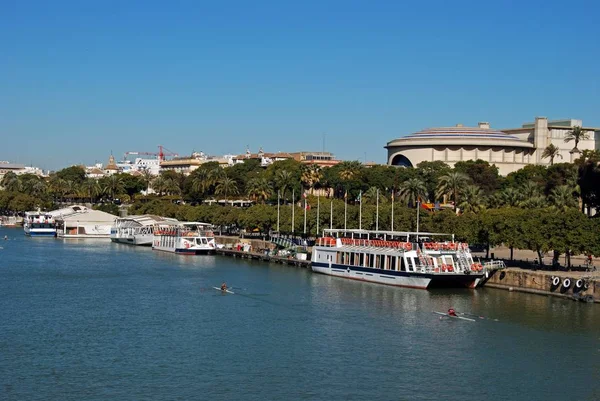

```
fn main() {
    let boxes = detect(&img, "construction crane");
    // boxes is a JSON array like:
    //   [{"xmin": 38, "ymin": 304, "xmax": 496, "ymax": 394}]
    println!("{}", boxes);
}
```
[
  {"xmin": 158, "ymin": 145, "xmax": 179, "ymax": 162},
  {"xmin": 123, "ymin": 146, "xmax": 179, "ymax": 162}
]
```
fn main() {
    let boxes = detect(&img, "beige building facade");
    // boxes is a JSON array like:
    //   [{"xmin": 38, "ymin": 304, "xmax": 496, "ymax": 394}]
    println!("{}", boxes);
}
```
[{"xmin": 386, "ymin": 118, "xmax": 599, "ymax": 176}]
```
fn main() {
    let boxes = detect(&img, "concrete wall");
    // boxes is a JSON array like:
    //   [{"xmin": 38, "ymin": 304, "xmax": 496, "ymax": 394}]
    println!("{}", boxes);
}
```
[{"xmin": 484, "ymin": 268, "xmax": 597, "ymax": 302}]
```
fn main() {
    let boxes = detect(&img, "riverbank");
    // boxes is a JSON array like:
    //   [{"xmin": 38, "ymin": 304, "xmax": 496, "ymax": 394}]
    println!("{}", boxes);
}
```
[
  {"xmin": 213, "ymin": 236, "xmax": 599, "ymax": 303},
  {"xmin": 484, "ymin": 268, "xmax": 598, "ymax": 303}
]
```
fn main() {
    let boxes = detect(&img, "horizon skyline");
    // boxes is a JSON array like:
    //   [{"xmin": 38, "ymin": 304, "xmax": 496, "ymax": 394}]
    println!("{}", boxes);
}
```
[{"xmin": 2, "ymin": 1, "xmax": 599, "ymax": 171}]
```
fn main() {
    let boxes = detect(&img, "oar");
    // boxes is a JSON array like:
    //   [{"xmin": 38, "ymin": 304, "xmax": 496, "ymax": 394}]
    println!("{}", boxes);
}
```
[{"xmin": 458, "ymin": 312, "xmax": 499, "ymax": 321}]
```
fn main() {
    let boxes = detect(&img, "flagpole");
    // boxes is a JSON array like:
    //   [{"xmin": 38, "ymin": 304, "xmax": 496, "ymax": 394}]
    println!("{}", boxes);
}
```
[
  {"xmin": 391, "ymin": 191, "xmax": 394, "ymax": 232},
  {"xmin": 292, "ymin": 188, "xmax": 295, "ymax": 236},
  {"xmin": 316, "ymin": 195, "xmax": 320, "ymax": 236},
  {"xmin": 303, "ymin": 193, "xmax": 307, "ymax": 235},
  {"xmin": 344, "ymin": 190, "xmax": 347, "ymax": 231},
  {"xmin": 359, "ymin": 190, "xmax": 362, "ymax": 231},
  {"xmin": 416, "ymin": 200, "xmax": 420, "ymax": 241},
  {"xmin": 277, "ymin": 190, "xmax": 280, "ymax": 233},
  {"xmin": 376, "ymin": 189, "xmax": 379, "ymax": 231},
  {"xmin": 330, "ymin": 198, "xmax": 333, "ymax": 230}
]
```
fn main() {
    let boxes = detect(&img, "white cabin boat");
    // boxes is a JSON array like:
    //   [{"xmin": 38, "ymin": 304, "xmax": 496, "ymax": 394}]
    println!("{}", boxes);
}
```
[
  {"xmin": 111, "ymin": 215, "xmax": 179, "ymax": 246},
  {"xmin": 23, "ymin": 211, "xmax": 57, "ymax": 237},
  {"xmin": 152, "ymin": 222, "xmax": 216, "ymax": 255},
  {"xmin": 52, "ymin": 205, "xmax": 116, "ymax": 238},
  {"xmin": 311, "ymin": 229, "xmax": 485, "ymax": 289}
]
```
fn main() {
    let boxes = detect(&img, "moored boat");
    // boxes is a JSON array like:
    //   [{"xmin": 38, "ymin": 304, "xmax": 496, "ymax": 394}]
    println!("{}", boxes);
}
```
[
  {"xmin": 110, "ymin": 215, "xmax": 179, "ymax": 246},
  {"xmin": 311, "ymin": 229, "xmax": 485, "ymax": 289},
  {"xmin": 152, "ymin": 222, "xmax": 216, "ymax": 255},
  {"xmin": 23, "ymin": 211, "xmax": 56, "ymax": 237}
]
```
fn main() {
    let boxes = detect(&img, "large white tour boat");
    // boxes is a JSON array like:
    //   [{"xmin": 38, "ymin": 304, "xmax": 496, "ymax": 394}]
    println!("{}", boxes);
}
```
[
  {"xmin": 311, "ymin": 229, "xmax": 486, "ymax": 289},
  {"xmin": 152, "ymin": 222, "xmax": 216, "ymax": 255},
  {"xmin": 23, "ymin": 211, "xmax": 57, "ymax": 237},
  {"xmin": 111, "ymin": 215, "xmax": 179, "ymax": 246}
]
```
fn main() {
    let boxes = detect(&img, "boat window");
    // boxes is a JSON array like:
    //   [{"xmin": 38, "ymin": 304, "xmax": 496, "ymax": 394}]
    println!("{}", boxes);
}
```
[
  {"xmin": 368, "ymin": 254, "xmax": 374, "ymax": 268},
  {"xmin": 359, "ymin": 253, "xmax": 365, "ymax": 267},
  {"xmin": 349, "ymin": 252, "xmax": 355, "ymax": 266}
]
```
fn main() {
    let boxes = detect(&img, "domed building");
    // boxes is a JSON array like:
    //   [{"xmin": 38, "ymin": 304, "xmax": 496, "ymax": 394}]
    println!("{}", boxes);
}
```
[{"xmin": 386, "ymin": 118, "xmax": 599, "ymax": 176}]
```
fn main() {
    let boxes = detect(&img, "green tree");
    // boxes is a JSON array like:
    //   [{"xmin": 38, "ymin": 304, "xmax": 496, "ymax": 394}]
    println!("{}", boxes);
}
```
[
  {"xmin": 215, "ymin": 177, "xmax": 239, "ymax": 201},
  {"xmin": 549, "ymin": 185, "xmax": 577, "ymax": 211},
  {"xmin": 436, "ymin": 172, "xmax": 469, "ymax": 208},
  {"xmin": 56, "ymin": 166, "xmax": 86, "ymax": 185},
  {"xmin": 564, "ymin": 126, "xmax": 590, "ymax": 152},
  {"xmin": 397, "ymin": 178, "xmax": 427, "ymax": 207},
  {"xmin": 454, "ymin": 160, "xmax": 501, "ymax": 195},
  {"xmin": 458, "ymin": 185, "xmax": 486, "ymax": 213},
  {"xmin": 541, "ymin": 143, "xmax": 562, "ymax": 165},
  {"xmin": 246, "ymin": 178, "xmax": 272, "ymax": 203},
  {"xmin": 0, "ymin": 172, "xmax": 21, "ymax": 192}
]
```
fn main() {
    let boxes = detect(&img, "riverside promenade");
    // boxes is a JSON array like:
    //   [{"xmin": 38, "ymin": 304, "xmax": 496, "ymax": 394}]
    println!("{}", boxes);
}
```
[
  {"xmin": 474, "ymin": 246, "xmax": 599, "ymax": 303},
  {"xmin": 214, "ymin": 236, "xmax": 598, "ymax": 303}
]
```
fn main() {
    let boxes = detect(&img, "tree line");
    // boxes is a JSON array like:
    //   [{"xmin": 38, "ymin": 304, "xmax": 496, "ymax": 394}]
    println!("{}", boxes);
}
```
[{"xmin": 2, "ymin": 150, "xmax": 600, "ymax": 266}]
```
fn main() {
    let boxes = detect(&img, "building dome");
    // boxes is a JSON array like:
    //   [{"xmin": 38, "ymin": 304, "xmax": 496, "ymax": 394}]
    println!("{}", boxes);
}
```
[
  {"xmin": 404, "ymin": 126, "xmax": 522, "ymax": 141},
  {"xmin": 385, "ymin": 123, "xmax": 535, "ymax": 174}
]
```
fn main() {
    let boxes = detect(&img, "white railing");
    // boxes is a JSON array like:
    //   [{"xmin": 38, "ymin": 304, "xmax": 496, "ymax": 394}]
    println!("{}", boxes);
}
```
[{"xmin": 484, "ymin": 260, "xmax": 506, "ymax": 270}]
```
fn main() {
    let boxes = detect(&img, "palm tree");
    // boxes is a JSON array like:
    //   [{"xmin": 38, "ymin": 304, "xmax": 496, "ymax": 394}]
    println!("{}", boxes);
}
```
[
  {"xmin": 520, "ymin": 195, "xmax": 547, "ymax": 209},
  {"xmin": 215, "ymin": 177, "xmax": 239, "ymax": 201},
  {"xmin": 397, "ymin": 178, "xmax": 427, "ymax": 207},
  {"xmin": 541, "ymin": 144, "xmax": 562, "ymax": 165},
  {"xmin": 209, "ymin": 167, "xmax": 226, "ymax": 187},
  {"xmin": 49, "ymin": 177, "xmax": 69, "ymax": 203},
  {"xmin": 435, "ymin": 172, "xmax": 470, "ymax": 209},
  {"xmin": 362, "ymin": 186, "xmax": 387, "ymax": 204},
  {"xmin": 521, "ymin": 181, "xmax": 541, "ymax": 198},
  {"xmin": 81, "ymin": 179, "xmax": 101, "ymax": 204},
  {"xmin": 275, "ymin": 170, "xmax": 293, "ymax": 202},
  {"xmin": 103, "ymin": 175, "xmax": 125, "ymax": 201},
  {"xmin": 139, "ymin": 168, "xmax": 154, "ymax": 194},
  {"xmin": 497, "ymin": 187, "xmax": 522, "ymax": 207},
  {"xmin": 151, "ymin": 176, "xmax": 167, "ymax": 196},
  {"xmin": 549, "ymin": 185, "xmax": 577, "ymax": 210},
  {"xmin": 300, "ymin": 164, "xmax": 321, "ymax": 195},
  {"xmin": 564, "ymin": 126, "xmax": 590, "ymax": 152},
  {"xmin": 191, "ymin": 169, "xmax": 211, "ymax": 196},
  {"xmin": 164, "ymin": 178, "xmax": 182, "ymax": 196},
  {"xmin": 458, "ymin": 185, "xmax": 486, "ymax": 213},
  {"xmin": 247, "ymin": 178, "xmax": 272, "ymax": 203}
]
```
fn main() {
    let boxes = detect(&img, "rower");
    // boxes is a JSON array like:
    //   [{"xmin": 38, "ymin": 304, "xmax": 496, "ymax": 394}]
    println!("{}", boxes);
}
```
[
  {"xmin": 448, "ymin": 308, "xmax": 457, "ymax": 317},
  {"xmin": 220, "ymin": 282, "xmax": 228, "ymax": 291}
]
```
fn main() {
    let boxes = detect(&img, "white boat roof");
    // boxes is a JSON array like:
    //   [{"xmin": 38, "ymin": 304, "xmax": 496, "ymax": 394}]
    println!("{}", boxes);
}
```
[
  {"xmin": 323, "ymin": 229, "xmax": 453, "ymax": 237},
  {"xmin": 115, "ymin": 214, "xmax": 179, "ymax": 227},
  {"xmin": 50, "ymin": 205, "xmax": 116, "ymax": 223}
]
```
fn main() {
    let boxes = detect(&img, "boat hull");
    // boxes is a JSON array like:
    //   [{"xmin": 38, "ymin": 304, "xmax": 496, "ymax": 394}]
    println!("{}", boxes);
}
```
[
  {"xmin": 311, "ymin": 262, "xmax": 481, "ymax": 290},
  {"xmin": 110, "ymin": 234, "xmax": 153, "ymax": 246},
  {"xmin": 152, "ymin": 245, "xmax": 215, "ymax": 255},
  {"xmin": 25, "ymin": 229, "xmax": 56, "ymax": 237}
]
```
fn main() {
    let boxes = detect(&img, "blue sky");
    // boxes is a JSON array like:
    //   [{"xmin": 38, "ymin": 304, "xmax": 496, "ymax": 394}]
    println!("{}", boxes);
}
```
[{"xmin": 2, "ymin": 0, "xmax": 599, "ymax": 170}]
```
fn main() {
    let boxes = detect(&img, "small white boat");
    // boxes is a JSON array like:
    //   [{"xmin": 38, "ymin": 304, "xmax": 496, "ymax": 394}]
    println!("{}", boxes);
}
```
[
  {"xmin": 152, "ymin": 222, "xmax": 216, "ymax": 255},
  {"xmin": 110, "ymin": 215, "xmax": 179, "ymax": 246},
  {"xmin": 23, "ymin": 211, "xmax": 56, "ymax": 237}
]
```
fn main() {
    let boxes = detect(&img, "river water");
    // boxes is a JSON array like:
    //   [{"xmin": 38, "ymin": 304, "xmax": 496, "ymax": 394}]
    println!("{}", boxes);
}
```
[{"xmin": 1, "ymin": 227, "xmax": 599, "ymax": 401}]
